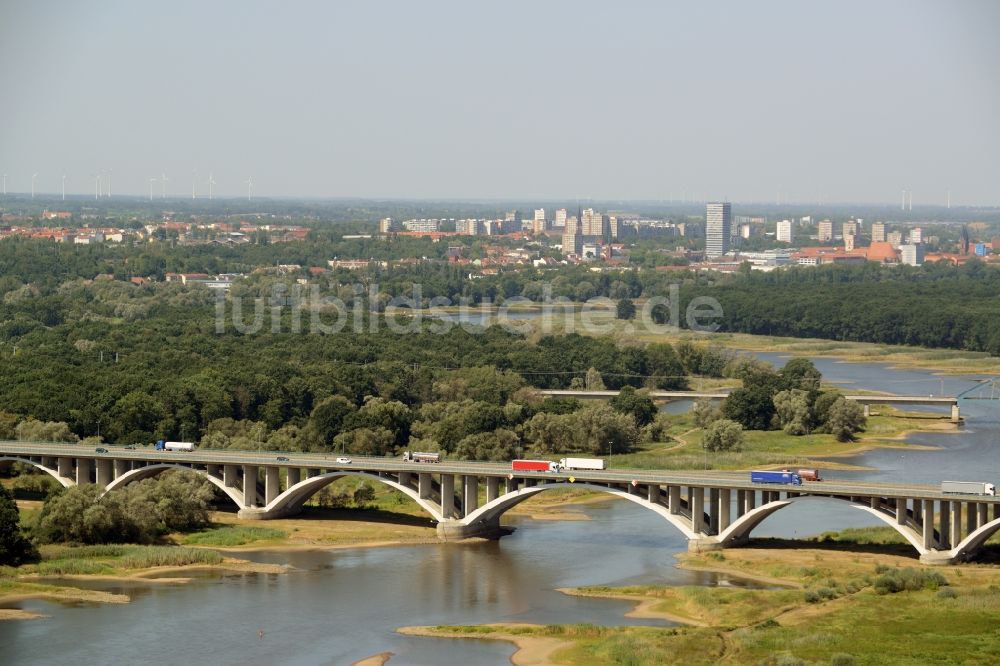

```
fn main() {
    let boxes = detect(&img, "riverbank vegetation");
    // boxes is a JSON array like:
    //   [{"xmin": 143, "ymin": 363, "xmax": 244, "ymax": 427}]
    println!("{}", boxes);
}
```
[{"xmin": 402, "ymin": 528, "xmax": 1000, "ymax": 664}]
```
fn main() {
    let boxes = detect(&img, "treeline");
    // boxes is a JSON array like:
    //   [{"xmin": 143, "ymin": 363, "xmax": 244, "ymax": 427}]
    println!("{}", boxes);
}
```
[{"xmin": 698, "ymin": 261, "xmax": 1000, "ymax": 354}]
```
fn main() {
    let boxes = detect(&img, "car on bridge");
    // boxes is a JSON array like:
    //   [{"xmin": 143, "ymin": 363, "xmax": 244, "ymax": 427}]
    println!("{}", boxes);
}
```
[
  {"xmin": 95, "ymin": 447, "xmax": 108, "ymax": 453},
  {"xmin": 336, "ymin": 457, "xmax": 352, "ymax": 464},
  {"xmin": 276, "ymin": 456, "xmax": 290, "ymax": 462},
  {"xmin": 124, "ymin": 444, "xmax": 136, "ymax": 450}
]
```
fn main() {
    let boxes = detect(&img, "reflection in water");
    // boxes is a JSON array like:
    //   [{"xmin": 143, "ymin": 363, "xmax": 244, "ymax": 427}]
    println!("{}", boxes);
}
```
[{"xmin": 1, "ymin": 356, "xmax": 998, "ymax": 664}]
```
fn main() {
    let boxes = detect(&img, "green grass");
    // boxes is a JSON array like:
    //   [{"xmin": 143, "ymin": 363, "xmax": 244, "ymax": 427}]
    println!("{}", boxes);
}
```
[
  {"xmin": 26, "ymin": 544, "xmax": 224, "ymax": 575},
  {"xmin": 608, "ymin": 408, "xmax": 940, "ymax": 472},
  {"xmin": 181, "ymin": 525, "xmax": 287, "ymax": 547}
]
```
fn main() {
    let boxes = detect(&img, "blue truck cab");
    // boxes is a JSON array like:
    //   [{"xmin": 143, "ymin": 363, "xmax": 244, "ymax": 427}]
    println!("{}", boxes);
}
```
[{"xmin": 750, "ymin": 470, "xmax": 803, "ymax": 485}]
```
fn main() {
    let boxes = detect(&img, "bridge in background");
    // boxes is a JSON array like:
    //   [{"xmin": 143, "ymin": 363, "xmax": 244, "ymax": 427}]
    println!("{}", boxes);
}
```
[
  {"xmin": 540, "ymin": 390, "xmax": 962, "ymax": 422},
  {"xmin": 2, "ymin": 441, "xmax": 997, "ymax": 565}
]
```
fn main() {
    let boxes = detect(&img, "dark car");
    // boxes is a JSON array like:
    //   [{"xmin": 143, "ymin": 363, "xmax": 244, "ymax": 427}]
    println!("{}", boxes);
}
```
[
  {"xmin": 276, "ymin": 456, "xmax": 290, "ymax": 462},
  {"xmin": 124, "ymin": 444, "xmax": 136, "ymax": 450},
  {"xmin": 95, "ymin": 447, "xmax": 108, "ymax": 453}
]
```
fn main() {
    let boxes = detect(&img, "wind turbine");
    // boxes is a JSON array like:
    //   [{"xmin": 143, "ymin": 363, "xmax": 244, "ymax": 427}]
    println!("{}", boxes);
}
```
[
  {"xmin": 95, "ymin": 174, "xmax": 101, "ymax": 200},
  {"xmin": 208, "ymin": 172, "xmax": 216, "ymax": 200},
  {"xmin": 947, "ymin": 189, "xmax": 951, "ymax": 209},
  {"xmin": 149, "ymin": 177, "xmax": 157, "ymax": 202},
  {"xmin": 192, "ymin": 169, "xmax": 198, "ymax": 199},
  {"xmin": 62, "ymin": 174, "xmax": 66, "ymax": 201},
  {"xmin": 105, "ymin": 169, "xmax": 112, "ymax": 198},
  {"xmin": 161, "ymin": 171, "xmax": 168, "ymax": 199},
  {"xmin": 31, "ymin": 173, "xmax": 37, "ymax": 199},
  {"xmin": 247, "ymin": 176, "xmax": 252, "ymax": 202}
]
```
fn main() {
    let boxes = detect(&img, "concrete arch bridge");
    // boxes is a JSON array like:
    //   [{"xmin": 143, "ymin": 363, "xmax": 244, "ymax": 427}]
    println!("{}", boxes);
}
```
[{"xmin": 2, "ymin": 442, "xmax": 998, "ymax": 565}]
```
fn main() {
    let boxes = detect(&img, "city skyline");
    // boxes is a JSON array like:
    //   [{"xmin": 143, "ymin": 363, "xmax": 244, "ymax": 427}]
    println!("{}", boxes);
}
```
[{"xmin": 1, "ymin": 1, "xmax": 999, "ymax": 204}]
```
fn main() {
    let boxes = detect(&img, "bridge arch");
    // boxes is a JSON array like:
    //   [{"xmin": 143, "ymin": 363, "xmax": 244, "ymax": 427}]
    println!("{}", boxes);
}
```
[
  {"xmin": 951, "ymin": 517, "xmax": 1000, "ymax": 560},
  {"xmin": 0, "ymin": 456, "xmax": 74, "ymax": 488},
  {"xmin": 716, "ymin": 495, "xmax": 928, "ymax": 556},
  {"xmin": 460, "ymin": 482, "xmax": 701, "ymax": 539},
  {"xmin": 103, "ymin": 464, "xmax": 245, "ymax": 508},
  {"xmin": 261, "ymin": 471, "xmax": 444, "ymax": 521}
]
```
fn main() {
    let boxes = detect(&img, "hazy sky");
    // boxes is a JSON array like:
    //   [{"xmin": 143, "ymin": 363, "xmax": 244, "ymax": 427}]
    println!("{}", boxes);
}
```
[{"xmin": 1, "ymin": 0, "xmax": 998, "ymax": 204}]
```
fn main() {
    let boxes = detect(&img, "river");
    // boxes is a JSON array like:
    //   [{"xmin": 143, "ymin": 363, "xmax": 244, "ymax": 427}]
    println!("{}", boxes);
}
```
[{"xmin": 1, "ymin": 354, "xmax": 998, "ymax": 665}]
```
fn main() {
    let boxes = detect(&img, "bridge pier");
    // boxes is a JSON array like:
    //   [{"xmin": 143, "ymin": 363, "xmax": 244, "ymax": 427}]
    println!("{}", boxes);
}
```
[
  {"xmin": 96, "ymin": 459, "xmax": 113, "ymax": 488},
  {"xmin": 76, "ymin": 458, "xmax": 92, "ymax": 485},
  {"xmin": 922, "ymin": 500, "xmax": 935, "ymax": 550},
  {"xmin": 463, "ymin": 476, "xmax": 479, "ymax": 517},
  {"xmin": 486, "ymin": 476, "xmax": 500, "ymax": 503},
  {"xmin": 436, "ymin": 518, "xmax": 508, "ymax": 541},
  {"xmin": 287, "ymin": 467, "xmax": 301, "ymax": 488},
  {"xmin": 265, "ymin": 467, "xmax": 280, "ymax": 505},
  {"xmin": 440, "ymin": 474, "xmax": 455, "ymax": 519},
  {"xmin": 243, "ymin": 465, "xmax": 258, "ymax": 507},
  {"xmin": 951, "ymin": 404, "xmax": 961, "ymax": 423}
]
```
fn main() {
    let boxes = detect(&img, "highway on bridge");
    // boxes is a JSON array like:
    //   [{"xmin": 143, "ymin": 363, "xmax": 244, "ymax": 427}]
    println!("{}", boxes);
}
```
[{"xmin": 1, "ymin": 441, "xmax": 994, "ymax": 503}]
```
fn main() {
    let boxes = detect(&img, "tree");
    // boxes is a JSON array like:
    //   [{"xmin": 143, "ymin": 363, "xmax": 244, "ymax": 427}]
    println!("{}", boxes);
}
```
[
  {"xmin": 692, "ymin": 398, "xmax": 722, "ymax": 428},
  {"xmin": 454, "ymin": 429, "xmax": 520, "ymax": 461},
  {"xmin": 303, "ymin": 395, "xmax": 356, "ymax": 450},
  {"xmin": 722, "ymin": 365, "xmax": 784, "ymax": 430},
  {"xmin": 779, "ymin": 358, "xmax": 822, "ymax": 391},
  {"xmin": 812, "ymin": 390, "xmax": 843, "ymax": 427},
  {"xmin": 0, "ymin": 411, "xmax": 18, "ymax": 439},
  {"xmin": 609, "ymin": 386, "xmax": 658, "ymax": 427},
  {"xmin": 773, "ymin": 389, "xmax": 813, "ymax": 435},
  {"xmin": 0, "ymin": 484, "xmax": 38, "ymax": 565},
  {"xmin": 33, "ymin": 473, "xmax": 215, "ymax": 545},
  {"xmin": 333, "ymin": 427, "xmax": 397, "ymax": 456},
  {"xmin": 616, "ymin": 298, "xmax": 636, "ymax": 320},
  {"xmin": 825, "ymin": 397, "xmax": 866, "ymax": 442},
  {"xmin": 584, "ymin": 367, "xmax": 606, "ymax": 391},
  {"xmin": 701, "ymin": 419, "xmax": 744, "ymax": 452},
  {"xmin": 15, "ymin": 419, "xmax": 78, "ymax": 443},
  {"xmin": 645, "ymin": 343, "xmax": 688, "ymax": 390}
]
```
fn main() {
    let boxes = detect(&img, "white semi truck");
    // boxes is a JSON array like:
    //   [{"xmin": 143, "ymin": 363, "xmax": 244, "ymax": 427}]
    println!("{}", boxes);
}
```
[
  {"xmin": 941, "ymin": 481, "xmax": 996, "ymax": 496},
  {"xmin": 559, "ymin": 457, "xmax": 606, "ymax": 471}
]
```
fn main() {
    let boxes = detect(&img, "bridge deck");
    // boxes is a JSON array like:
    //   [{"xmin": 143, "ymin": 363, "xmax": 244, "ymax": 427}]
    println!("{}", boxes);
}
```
[{"xmin": 2, "ymin": 441, "xmax": 994, "ymax": 503}]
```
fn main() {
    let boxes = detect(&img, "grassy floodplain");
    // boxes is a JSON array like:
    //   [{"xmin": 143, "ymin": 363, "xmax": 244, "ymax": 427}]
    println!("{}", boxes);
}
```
[{"xmin": 400, "ymin": 528, "xmax": 1000, "ymax": 665}]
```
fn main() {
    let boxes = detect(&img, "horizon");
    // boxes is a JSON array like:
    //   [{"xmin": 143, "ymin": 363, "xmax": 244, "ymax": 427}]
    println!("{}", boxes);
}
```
[{"xmin": 2, "ymin": 1, "xmax": 999, "ymax": 204}]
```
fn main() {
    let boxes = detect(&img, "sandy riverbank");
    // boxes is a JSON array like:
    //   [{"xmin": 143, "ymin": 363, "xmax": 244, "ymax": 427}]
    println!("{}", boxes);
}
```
[{"xmin": 397, "ymin": 625, "xmax": 572, "ymax": 666}]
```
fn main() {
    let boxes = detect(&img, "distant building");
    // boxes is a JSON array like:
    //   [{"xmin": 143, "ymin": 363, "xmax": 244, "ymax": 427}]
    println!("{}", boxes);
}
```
[
  {"xmin": 871, "ymin": 222, "xmax": 886, "ymax": 243},
  {"xmin": 554, "ymin": 208, "xmax": 567, "ymax": 228},
  {"xmin": 817, "ymin": 220, "xmax": 834, "ymax": 242},
  {"xmin": 534, "ymin": 208, "xmax": 546, "ymax": 223},
  {"xmin": 975, "ymin": 242, "xmax": 988, "ymax": 257},
  {"xmin": 887, "ymin": 230, "xmax": 903, "ymax": 249},
  {"xmin": 842, "ymin": 221, "xmax": 858, "ymax": 238},
  {"xmin": 844, "ymin": 234, "xmax": 856, "ymax": 252},
  {"xmin": 456, "ymin": 219, "xmax": 481, "ymax": 235},
  {"xmin": 581, "ymin": 208, "xmax": 610, "ymax": 240},
  {"xmin": 705, "ymin": 202, "xmax": 731, "ymax": 257},
  {"xmin": 899, "ymin": 243, "xmax": 925, "ymax": 266},
  {"xmin": 402, "ymin": 219, "xmax": 440, "ymax": 233},
  {"xmin": 379, "ymin": 217, "xmax": 400, "ymax": 233},
  {"xmin": 562, "ymin": 213, "xmax": 583, "ymax": 256},
  {"xmin": 909, "ymin": 227, "xmax": 923, "ymax": 244},
  {"xmin": 776, "ymin": 219, "xmax": 793, "ymax": 243}
]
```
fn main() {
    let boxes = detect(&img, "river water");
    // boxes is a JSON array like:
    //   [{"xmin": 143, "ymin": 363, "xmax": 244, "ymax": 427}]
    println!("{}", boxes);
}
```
[{"xmin": 2, "ymin": 354, "xmax": 998, "ymax": 665}]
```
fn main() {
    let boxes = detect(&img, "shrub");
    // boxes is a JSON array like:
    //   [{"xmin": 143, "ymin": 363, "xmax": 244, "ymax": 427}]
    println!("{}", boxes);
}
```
[
  {"xmin": 873, "ymin": 567, "xmax": 948, "ymax": 594},
  {"xmin": 702, "ymin": 419, "xmax": 744, "ymax": 452},
  {"xmin": 830, "ymin": 654, "xmax": 855, "ymax": 666}
]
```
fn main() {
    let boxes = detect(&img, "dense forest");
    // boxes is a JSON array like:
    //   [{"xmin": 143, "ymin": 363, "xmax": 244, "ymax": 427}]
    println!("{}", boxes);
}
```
[{"xmin": 2, "ymin": 238, "xmax": 1000, "ymax": 461}]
